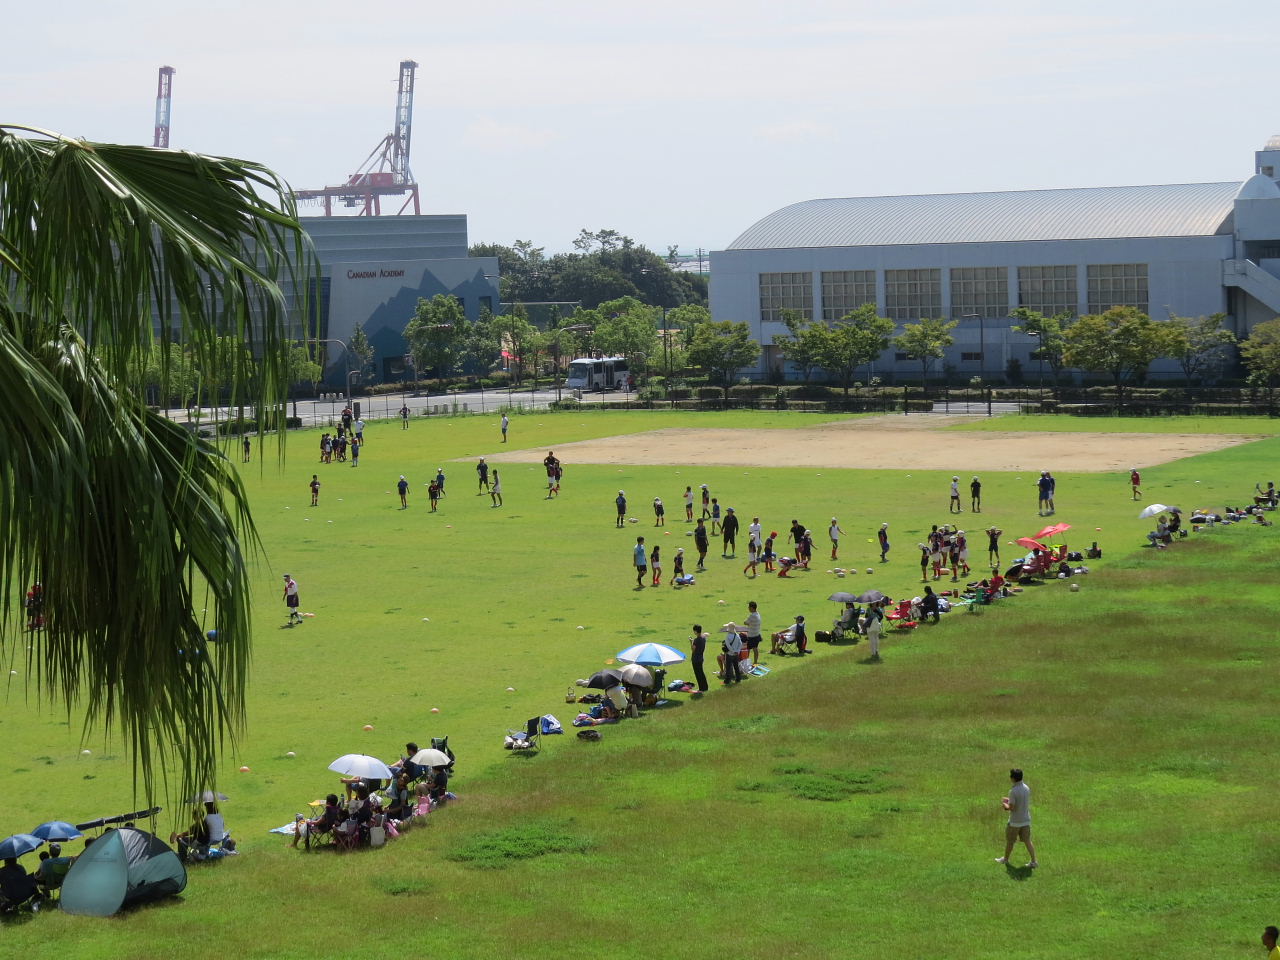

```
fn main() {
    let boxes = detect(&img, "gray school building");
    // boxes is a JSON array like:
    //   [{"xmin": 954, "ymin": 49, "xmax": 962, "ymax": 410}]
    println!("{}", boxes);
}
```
[
  {"xmin": 709, "ymin": 136, "xmax": 1280, "ymax": 381},
  {"xmin": 299, "ymin": 215, "xmax": 499, "ymax": 387}
]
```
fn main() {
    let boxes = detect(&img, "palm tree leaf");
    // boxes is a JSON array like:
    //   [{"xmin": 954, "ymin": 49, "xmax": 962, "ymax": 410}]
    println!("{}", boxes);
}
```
[{"xmin": 0, "ymin": 125, "xmax": 316, "ymax": 806}]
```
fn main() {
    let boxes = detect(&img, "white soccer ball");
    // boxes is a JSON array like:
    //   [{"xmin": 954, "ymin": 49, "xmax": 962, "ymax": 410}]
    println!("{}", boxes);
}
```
[
  {"xmin": 285, "ymin": 751, "xmax": 296, "ymax": 758},
  {"xmin": 1070, "ymin": 583, "xmax": 1080, "ymax": 592}
]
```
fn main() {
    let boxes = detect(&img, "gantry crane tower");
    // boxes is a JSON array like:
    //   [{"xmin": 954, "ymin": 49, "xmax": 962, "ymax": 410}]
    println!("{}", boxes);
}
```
[
  {"xmin": 294, "ymin": 60, "xmax": 421, "ymax": 216},
  {"xmin": 153, "ymin": 66, "xmax": 175, "ymax": 148}
]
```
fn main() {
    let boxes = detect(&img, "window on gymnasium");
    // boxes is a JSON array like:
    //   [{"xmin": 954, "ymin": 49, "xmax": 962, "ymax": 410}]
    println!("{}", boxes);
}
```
[
  {"xmin": 884, "ymin": 268, "xmax": 941, "ymax": 322},
  {"xmin": 759, "ymin": 272, "xmax": 813, "ymax": 324},
  {"xmin": 821, "ymin": 270, "xmax": 876, "ymax": 321},
  {"xmin": 1087, "ymin": 264, "xmax": 1148, "ymax": 314},
  {"xmin": 1017, "ymin": 265, "xmax": 1078, "ymax": 316},
  {"xmin": 950, "ymin": 267, "xmax": 1008, "ymax": 319}
]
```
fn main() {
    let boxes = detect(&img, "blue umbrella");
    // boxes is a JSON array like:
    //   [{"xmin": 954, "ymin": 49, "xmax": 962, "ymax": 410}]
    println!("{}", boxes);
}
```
[
  {"xmin": 616, "ymin": 642, "xmax": 686, "ymax": 666},
  {"xmin": 31, "ymin": 821, "xmax": 83, "ymax": 842},
  {"xmin": 0, "ymin": 833, "xmax": 44, "ymax": 858}
]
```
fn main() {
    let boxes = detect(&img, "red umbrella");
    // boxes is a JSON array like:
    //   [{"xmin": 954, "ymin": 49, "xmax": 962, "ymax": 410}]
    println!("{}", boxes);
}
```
[
  {"xmin": 1034, "ymin": 522, "xmax": 1072, "ymax": 539},
  {"xmin": 1015, "ymin": 537, "xmax": 1049, "ymax": 552}
]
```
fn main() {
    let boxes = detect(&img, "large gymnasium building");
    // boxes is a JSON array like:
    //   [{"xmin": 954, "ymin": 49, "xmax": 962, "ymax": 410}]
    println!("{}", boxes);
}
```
[{"xmin": 710, "ymin": 136, "xmax": 1280, "ymax": 381}]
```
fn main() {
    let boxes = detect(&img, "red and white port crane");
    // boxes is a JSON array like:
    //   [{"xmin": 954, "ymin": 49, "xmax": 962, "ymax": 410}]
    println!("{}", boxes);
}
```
[
  {"xmin": 153, "ymin": 66, "xmax": 175, "ymax": 148},
  {"xmin": 294, "ymin": 60, "xmax": 421, "ymax": 217}
]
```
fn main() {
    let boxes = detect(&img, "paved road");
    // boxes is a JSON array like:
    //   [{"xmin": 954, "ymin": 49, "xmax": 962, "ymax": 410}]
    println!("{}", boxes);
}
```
[{"xmin": 163, "ymin": 393, "xmax": 1021, "ymax": 430}]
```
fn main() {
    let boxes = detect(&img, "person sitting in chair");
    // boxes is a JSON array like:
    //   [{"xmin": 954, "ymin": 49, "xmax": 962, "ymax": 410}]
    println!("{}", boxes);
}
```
[
  {"xmin": 428, "ymin": 766, "xmax": 451, "ymax": 807},
  {"xmin": 385, "ymin": 773, "xmax": 412, "ymax": 822},
  {"xmin": 171, "ymin": 804, "xmax": 217, "ymax": 862},
  {"xmin": 37, "ymin": 843, "xmax": 72, "ymax": 897},
  {"xmin": 293, "ymin": 793, "xmax": 343, "ymax": 848},
  {"xmin": 832, "ymin": 602, "xmax": 859, "ymax": 638},
  {"xmin": 0, "ymin": 857, "xmax": 38, "ymax": 908}
]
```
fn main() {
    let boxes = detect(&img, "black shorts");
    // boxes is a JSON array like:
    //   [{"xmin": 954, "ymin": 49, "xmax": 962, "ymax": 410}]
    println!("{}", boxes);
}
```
[{"xmin": 745, "ymin": 636, "xmax": 761, "ymax": 650}]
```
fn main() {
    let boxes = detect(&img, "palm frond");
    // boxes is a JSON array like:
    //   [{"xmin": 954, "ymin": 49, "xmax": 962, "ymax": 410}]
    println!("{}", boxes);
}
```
[{"xmin": 0, "ymin": 125, "xmax": 316, "ymax": 806}]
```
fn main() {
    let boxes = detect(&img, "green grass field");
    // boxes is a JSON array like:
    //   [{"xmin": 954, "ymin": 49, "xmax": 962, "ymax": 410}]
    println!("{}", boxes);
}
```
[
  {"xmin": 3, "ymin": 410, "xmax": 1278, "ymax": 959},
  {"xmin": 950, "ymin": 413, "xmax": 1280, "ymax": 435}
]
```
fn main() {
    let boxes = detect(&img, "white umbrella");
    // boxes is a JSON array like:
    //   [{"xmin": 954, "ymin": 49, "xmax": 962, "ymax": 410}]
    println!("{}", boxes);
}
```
[
  {"xmin": 409, "ymin": 748, "xmax": 451, "ymax": 768},
  {"xmin": 617, "ymin": 663, "xmax": 654, "ymax": 687},
  {"xmin": 616, "ymin": 642, "xmax": 686, "ymax": 666},
  {"xmin": 1138, "ymin": 503, "xmax": 1173, "ymax": 519},
  {"xmin": 327, "ymin": 754, "xmax": 393, "ymax": 780}
]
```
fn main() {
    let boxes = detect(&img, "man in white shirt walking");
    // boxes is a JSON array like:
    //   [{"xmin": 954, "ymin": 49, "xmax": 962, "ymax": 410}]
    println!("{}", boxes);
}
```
[{"xmin": 996, "ymin": 768, "xmax": 1037, "ymax": 868}]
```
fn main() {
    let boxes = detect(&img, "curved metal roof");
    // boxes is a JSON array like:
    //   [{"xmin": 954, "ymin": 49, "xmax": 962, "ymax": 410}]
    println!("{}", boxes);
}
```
[{"xmin": 727, "ymin": 182, "xmax": 1240, "ymax": 250}]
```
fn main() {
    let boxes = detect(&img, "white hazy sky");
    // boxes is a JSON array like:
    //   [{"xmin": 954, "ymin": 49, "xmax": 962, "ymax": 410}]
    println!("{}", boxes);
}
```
[{"xmin": 6, "ymin": 0, "xmax": 1278, "ymax": 253}]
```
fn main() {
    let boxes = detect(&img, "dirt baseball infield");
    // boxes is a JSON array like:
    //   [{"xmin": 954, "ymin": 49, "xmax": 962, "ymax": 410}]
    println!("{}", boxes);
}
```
[{"xmin": 489, "ymin": 415, "xmax": 1256, "ymax": 473}]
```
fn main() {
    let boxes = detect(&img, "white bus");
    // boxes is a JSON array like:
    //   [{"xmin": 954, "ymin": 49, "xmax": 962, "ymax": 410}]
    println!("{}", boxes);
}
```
[{"xmin": 566, "ymin": 356, "xmax": 629, "ymax": 392}]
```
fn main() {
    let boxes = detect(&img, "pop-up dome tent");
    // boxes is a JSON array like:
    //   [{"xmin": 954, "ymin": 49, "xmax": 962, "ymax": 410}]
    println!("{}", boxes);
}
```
[{"xmin": 61, "ymin": 827, "xmax": 187, "ymax": 917}]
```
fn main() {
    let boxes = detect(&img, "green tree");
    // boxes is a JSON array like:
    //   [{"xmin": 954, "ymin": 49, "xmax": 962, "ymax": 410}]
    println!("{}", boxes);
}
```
[
  {"xmin": 686, "ymin": 320, "xmax": 761, "ymax": 399},
  {"xmin": 593, "ymin": 296, "xmax": 660, "ymax": 380},
  {"xmin": 492, "ymin": 306, "xmax": 537, "ymax": 384},
  {"xmin": 1010, "ymin": 307, "xmax": 1071, "ymax": 386},
  {"xmin": 0, "ymin": 124, "xmax": 311, "ymax": 803},
  {"xmin": 1240, "ymin": 317, "xmax": 1280, "ymax": 387},
  {"xmin": 285, "ymin": 345, "xmax": 323, "ymax": 390},
  {"xmin": 348, "ymin": 322, "xmax": 375, "ymax": 385},
  {"xmin": 894, "ymin": 317, "xmax": 958, "ymax": 386},
  {"xmin": 404, "ymin": 294, "xmax": 467, "ymax": 378},
  {"xmin": 776, "ymin": 309, "xmax": 827, "ymax": 382},
  {"xmin": 1062, "ymin": 306, "xmax": 1176, "ymax": 403},
  {"xmin": 460, "ymin": 305, "xmax": 500, "ymax": 378},
  {"xmin": 818, "ymin": 304, "xmax": 896, "ymax": 395},
  {"xmin": 1164, "ymin": 312, "xmax": 1236, "ymax": 384}
]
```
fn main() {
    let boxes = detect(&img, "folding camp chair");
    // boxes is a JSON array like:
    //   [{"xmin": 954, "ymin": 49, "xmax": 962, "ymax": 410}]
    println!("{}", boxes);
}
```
[
  {"xmin": 506, "ymin": 717, "xmax": 541, "ymax": 752},
  {"xmin": 430, "ymin": 736, "xmax": 457, "ymax": 772}
]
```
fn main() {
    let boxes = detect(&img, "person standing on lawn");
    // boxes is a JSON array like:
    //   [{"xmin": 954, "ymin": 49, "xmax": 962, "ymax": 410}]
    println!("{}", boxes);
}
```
[
  {"xmin": 670, "ymin": 548, "xmax": 686, "ymax": 586},
  {"xmin": 1037, "ymin": 472, "xmax": 1052, "ymax": 516},
  {"xmin": 615, "ymin": 490, "xmax": 628, "ymax": 528},
  {"xmin": 694, "ymin": 518, "xmax": 710, "ymax": 570},
  {"xmin": 829, "ymin": 517, "xmax": 845, "ymax": 560},
  {"xmin": 489, "ymin": 470, "xmax": 502, "ymax": 507},
  {"xmin": 633, "ymin": 536, "xmax": 648, "ymax": 588},
  {"xmin": 476, "ymin": 457, "xmax": 490, "ymax": 494},
  {"xmin": 242, "ymin": 435, "xmax": 251, "ymax": 463},
  {"xmin": 397, "ymin": 475, "xmax": 409, "ymax": 509},
  {"xmin": 950, "ymin": 476, "xmax": 962, "ymax": 513},
  {"xmin": 699, "ymin": 484, "xmax": 711, "ymax": 519},
  {"xmin": 309, "ymin": 474, "xmax": 321, "ymax": 506},
  {"xmin": 970, "ymin": 476, "xmax": 982, "ymax": 512},
  {"xmin": 649, "ymin": 544, "xmax": 662, "ymax": 586},
  {"xmin": 282, "ymin": 574, "xmax": 302, "ymax": 625},
  {"xmin": 987, "ymin": 526, "xmax": 1002, "ymax": 567},
  {"xmin": 878, "ymin": 522, "xmax": 890, "ymax": 563},
  {"xmin": 689, "ymin": 624, "xmax": 709, "ymax": 693},
  {"xmin": 400, "ymin": 403, "xmax": 410, "ymax": 429},
  {"xmin": 653, "ymin": 497, "xmax": 665, "ymax": 526},
  {"xmin": 995, "ymin": 768, "xmax": 1037, "ymax": 868},
  {"xmin": 500, "ymin": 413, "xmax": 509, "ymax": 443},
  {"xmin": 1130, "ymin": 468, "xmax": 1142, "ymax": 500},
  {"xmin": 683, "ymin": 486, "xmax": 694, "ymax": 522},
  {"xmin": 721, "ymin": 507, "xmax": 739, "ymax": 557},
  {"xmin": 743, "ymin": 600, "xmax": 763, "ymax": 666},
  {"xmin": 721, "ymin": 627, "xmax": 743, "ymax": 685}
]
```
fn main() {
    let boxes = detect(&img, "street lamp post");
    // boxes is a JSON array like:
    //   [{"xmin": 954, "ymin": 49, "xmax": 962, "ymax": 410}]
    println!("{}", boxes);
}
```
[
  {"xmin": 961, "ymin": 313, "xmax": 991, "ymax": 416},
  {"xmin": 1026, "ymin": 330, "xmax": 1045, "ymax": 405},
  {"xmin": 306, "ymin": 337, "xmax": 354, "ymax": 409}
]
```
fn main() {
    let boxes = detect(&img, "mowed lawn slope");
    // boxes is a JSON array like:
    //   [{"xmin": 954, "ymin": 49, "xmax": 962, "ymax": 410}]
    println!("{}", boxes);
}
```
[{"xmin": 1, "ymin": 411, "xmax": 1277, "ymax": 959}]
